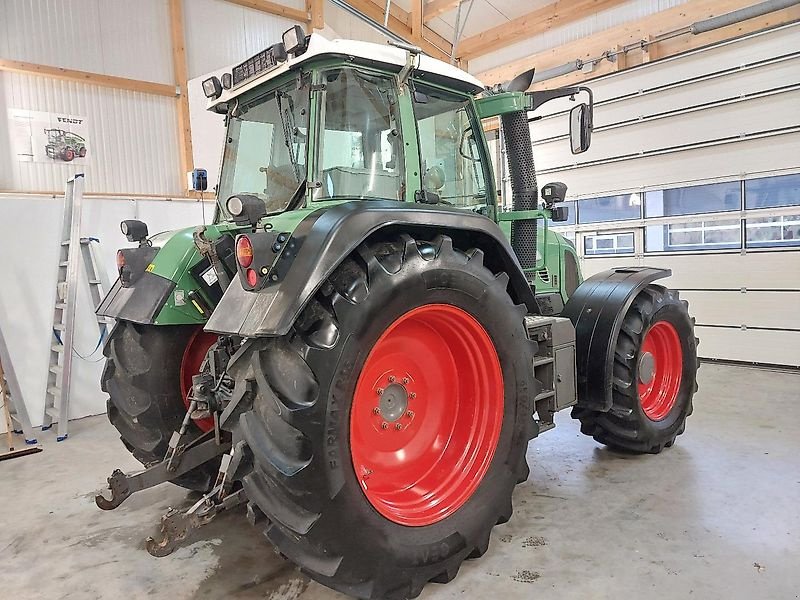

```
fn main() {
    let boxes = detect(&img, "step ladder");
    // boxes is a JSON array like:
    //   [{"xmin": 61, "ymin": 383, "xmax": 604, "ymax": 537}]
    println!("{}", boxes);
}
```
[
  {"xmin": 42, "ymin": 174, "xmax": 112, "ymax": 441},
  {"xmin": 0, "ymin": 321, "xmax": 38, "ymax": 449}
]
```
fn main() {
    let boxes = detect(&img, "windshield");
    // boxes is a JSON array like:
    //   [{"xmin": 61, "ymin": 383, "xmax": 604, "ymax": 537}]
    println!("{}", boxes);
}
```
[
  {"xmin": 217, "ymin": 78, "xmax": 309, "ymax": 218},
  {"xmin": 414, "ymin": 83, "xmax": 488, "ymax": 209},
  {"xmin": 313, "ymin": 68, "xmax": 404, "ymax": 201}
]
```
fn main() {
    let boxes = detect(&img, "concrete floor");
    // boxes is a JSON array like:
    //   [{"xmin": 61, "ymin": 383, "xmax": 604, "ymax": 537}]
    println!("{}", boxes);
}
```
[{"xmin": 3, "ymin": 363, "xmax": 799, "ymax": 600}]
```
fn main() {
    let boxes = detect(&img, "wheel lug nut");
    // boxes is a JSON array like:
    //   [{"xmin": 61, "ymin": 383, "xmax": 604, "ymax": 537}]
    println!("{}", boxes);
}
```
[
  {"xmin": 395, "ymin": 423, "xmax": 402, "ymax": 430},
  {"xmin": 388, "ymin": 375, "xmax": 396, "ymax": 383},
  {"xmin": 376, "ymin": 388, "xmax": 384, "ymax": 395},
  {"xmin": 402, "ymin": 377, "xmax": 409, "ymax": 384},
  {"xmin": 406, "ymin": 411, "xmax": 414, "ymax": 418},
  {"xmin": 409, "ymin": 392, "xmax": 416, "ymax": 399},
  {"xmin": 381, "ymin": 422, "xmax": 388, "ymax": 430},
  {"xmin": 373, "ymin": 407, "xmax": 381, "ymax": 414}
]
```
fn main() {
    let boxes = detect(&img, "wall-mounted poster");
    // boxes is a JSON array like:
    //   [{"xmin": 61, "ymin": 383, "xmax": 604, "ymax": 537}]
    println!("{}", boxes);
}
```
[{"xmin": 9, "ymin": 109, "xmax": 90, "ymax": 164}]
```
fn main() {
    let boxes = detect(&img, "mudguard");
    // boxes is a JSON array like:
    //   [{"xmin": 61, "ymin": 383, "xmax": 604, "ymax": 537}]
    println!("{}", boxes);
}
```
[
  {"xmin": 561, "ymin": 266, "xmax": 671, "ymax": 412},
  {"xmin": 205, "ymin": 200, "xmax": 537, "ymax": 337}
]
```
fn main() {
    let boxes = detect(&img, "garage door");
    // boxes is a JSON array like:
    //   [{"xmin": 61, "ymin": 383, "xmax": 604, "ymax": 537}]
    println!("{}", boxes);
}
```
[{"xmin": 507, "ymin": 23, "xmax": 800, "ymax": 366}]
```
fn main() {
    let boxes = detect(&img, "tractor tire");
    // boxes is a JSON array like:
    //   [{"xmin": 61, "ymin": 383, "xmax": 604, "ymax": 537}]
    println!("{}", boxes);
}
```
[
  {"xmin": 63, "ymin": 148, "xmax": 74, "ymax": 161},
  {"xmin": 79, "ymin": 146, "xmax": 87, "ymax": 158},
  {"xmin": 102, "ymin": 320, "xmax": 220, "ymax": 492},
  {"xmin": 229, "ymin": 234, "xmax": 538, "ymax": 599},
  {"xmin": 572, "ymin": 284, "xmax": 698, "ymax": 454}
]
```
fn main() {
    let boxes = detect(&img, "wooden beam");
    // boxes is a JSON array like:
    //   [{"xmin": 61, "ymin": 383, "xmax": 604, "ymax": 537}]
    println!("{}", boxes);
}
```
[
  {"xmin": 478, "ymin": 0, "xmax": 800, "ymax": 89},
  {"xmin": 221, "ymin": 0, "xmax": 309, "ymax": 22},
  {"xmin": 424, "ymin": 0, "xmax": 459, "ymax": 23},
  {"xmin": 0, "ymin": 59, "xmax": 177, "ymax": 97},
  {"xmin": 308, "ymin": 0, "xmax": 324, "ymax": 30},
  {"xmin": 344, "ymin": 0, "xmax": 452, "ymax": 61},
  {"xmin": 169, "ymin": 0, "xmax": 194, "ymax": 189},
  {"xmin": 456, "ymin": 0, "xmax": 629, "ymax": 61},
  {"xmin": 411, "ymin": 0, "xmax": 423, "ymax": 42}
]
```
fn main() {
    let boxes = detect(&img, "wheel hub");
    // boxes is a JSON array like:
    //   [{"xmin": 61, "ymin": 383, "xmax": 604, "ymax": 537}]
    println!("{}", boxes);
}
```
[
  {"xmin": 638, "ymin": 351, "xmax": 656, "ymax": 385},
  {"xmin": 378, "ymin": 382, "xmax": 409, "ymax": 422}
]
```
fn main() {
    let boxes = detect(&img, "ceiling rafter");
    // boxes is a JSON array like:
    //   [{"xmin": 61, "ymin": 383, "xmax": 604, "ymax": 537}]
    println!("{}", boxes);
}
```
[
  {"xmin": 477, "ymin": 0, "xmax": 800, "ymax": 89},
  {"xmin": 424, "ymin": 0, "xmax": 461, "ymax": 22},
  {"xmin": 456, "ymin": 0, "xmax": 630, "ymax": 61},
  {"xmin": 344, "ymin": 0, "xmax": 454, "ymax": 62}
]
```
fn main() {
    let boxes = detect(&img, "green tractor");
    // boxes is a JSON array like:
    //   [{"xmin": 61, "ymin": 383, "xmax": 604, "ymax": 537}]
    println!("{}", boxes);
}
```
[
  {"xmin": 95, "ymin": 27, "xmax": 698, "ymax": 600},
  {"xmin": 44, "ymin": 128, "xmax": 87, "ymax": 162}
]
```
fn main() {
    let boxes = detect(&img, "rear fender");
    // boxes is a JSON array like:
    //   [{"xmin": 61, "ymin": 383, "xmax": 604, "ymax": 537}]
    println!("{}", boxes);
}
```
[
  {"xmin": 561, "ymin": 267, "xmax": 671, "ymax": 412},
  {"xmin": 205, "ymin": 200, "xmax": 537, "ymax": 337}
]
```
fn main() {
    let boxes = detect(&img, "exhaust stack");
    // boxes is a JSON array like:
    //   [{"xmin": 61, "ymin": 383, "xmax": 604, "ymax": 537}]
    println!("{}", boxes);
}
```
[{"xmin": 501, "ymin": 111, "xmax": 538, "ymax": 272}]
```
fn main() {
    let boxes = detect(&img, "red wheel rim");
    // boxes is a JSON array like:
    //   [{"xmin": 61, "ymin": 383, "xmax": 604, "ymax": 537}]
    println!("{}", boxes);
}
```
[
  {"xmin": 180, "ymin": 327, "xmax": 218, "ymax": 432},
  {"xmin": 350, "ymin": 304, "xmax": 504, "ymax": 527},
  {"xmin": 637, "ymin": 321, "xmax": 683, "ymax": 421}
]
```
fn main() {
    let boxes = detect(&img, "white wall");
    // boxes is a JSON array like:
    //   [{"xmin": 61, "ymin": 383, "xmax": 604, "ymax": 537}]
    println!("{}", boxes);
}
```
[{"xmin": 0, "ymin": 193, "xmax": 208, "ymax": 433}]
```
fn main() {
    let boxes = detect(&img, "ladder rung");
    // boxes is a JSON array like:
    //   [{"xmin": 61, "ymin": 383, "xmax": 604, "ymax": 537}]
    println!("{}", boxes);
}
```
[
  {"xmin": 88, "ymin": 280, "xmax": 101, "ymax": 284},
  {"xmin": 47, "ymin": 386, "xmax": 61, "ymax": 397},
  {"xmin": 59, "ymin": 261, "xmax": 69, "ymax": 267},
  {"xmin": 55, "ymin": 303, "xmax": 67, "ymax": 309},
  {"xmin": 53, "ymin": 324, "xmax": 65, "ymax": 331},
  {"xmin": 61, "ymin": 240, "xmax": 71, "ymax": 246},
  {"xmin": 49, "ymin": 365, "xmax": 63, "ymax": 375},
  {"xmin": 51, "ymin": 345, "xmax": 64, "ymax": 353},
  {"xmin": 45, "ymin": 406, "xmax": 61, "ymax": 419}
]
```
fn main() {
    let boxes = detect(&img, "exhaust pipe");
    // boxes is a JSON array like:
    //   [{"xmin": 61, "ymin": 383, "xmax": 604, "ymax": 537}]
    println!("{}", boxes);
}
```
[{"xmin": 501, "ymin": 111, "xmax": 538, "ymax": 272}]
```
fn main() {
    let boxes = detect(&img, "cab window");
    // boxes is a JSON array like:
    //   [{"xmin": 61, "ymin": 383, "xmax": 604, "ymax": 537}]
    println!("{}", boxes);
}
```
[
  {"xmin": 314, "ymin": 68, "xmax": 404, "ymax": 201},
  {"xmin": 413, "ymin": 84, "xmax": 488, "ymax": 208}
]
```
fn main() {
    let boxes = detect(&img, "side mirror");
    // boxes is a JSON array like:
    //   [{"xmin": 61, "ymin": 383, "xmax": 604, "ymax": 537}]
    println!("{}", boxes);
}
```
[{"xmin": 569, "ymin": 103, "xmax": 593, "ymax": 154}]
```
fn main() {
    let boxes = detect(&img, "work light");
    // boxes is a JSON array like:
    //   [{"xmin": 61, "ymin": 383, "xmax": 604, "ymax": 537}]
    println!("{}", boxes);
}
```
[
  {"xmin": 202, "ymin": 76, "xmax": 222, "ymax": 99},
  {"xmin": 282, "ymin": 25, "xmax": 308, "ymax": 56}
]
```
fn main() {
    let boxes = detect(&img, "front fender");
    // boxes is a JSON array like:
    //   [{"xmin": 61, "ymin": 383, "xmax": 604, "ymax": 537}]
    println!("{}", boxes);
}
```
[
  {"xmin": 205, "ymin": 201, "xmax": 537, "ymax": 337},
  {"xmin": 561, "ymin": 266, "xmax": 671, "ymax": 412}
]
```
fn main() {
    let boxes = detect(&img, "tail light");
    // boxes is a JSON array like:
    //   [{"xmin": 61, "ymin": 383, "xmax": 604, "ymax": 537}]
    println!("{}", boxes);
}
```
[
  {"xmin": 236, "ymin": 235, "xmax": 253, "ymax": 268},
  {"xmin": 245, "ymin": 268, "xmax": 258, "ymax": 287}
]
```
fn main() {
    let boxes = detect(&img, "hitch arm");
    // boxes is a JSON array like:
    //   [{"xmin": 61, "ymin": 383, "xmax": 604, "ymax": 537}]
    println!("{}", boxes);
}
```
[{"xmin": 95, "ymin": 437, "xmax": 231, "ymax": 510}]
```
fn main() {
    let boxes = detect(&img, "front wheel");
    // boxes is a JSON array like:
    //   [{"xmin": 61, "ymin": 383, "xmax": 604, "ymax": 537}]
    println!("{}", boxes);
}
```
[
  {"xmin": 572, "ymin": 284, "xmax": 698, "ymax": 453},
  {"xmin": 229, "ymin": 234, "xmax": 538, "ymax": 599}
]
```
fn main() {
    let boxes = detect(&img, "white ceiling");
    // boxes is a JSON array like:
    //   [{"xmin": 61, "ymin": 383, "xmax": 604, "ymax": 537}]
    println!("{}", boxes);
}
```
[{"xmin": 390, "ymin": 0, "xmax": 556, "ymax": 41}]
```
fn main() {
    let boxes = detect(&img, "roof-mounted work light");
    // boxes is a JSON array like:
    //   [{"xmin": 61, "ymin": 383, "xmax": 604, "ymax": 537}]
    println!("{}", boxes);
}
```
[
  {"xmin": 202, "ymin": 76, "xmax": 222, "ymax": 99},
  {"xmin": 282, "ymin": 25, "xmax": 308, "ymax": 56}
]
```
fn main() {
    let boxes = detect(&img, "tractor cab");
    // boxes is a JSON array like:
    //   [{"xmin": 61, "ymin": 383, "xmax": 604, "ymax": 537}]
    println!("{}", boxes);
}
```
[{"xmin": 203, "ymin": 30, "xmax": 581, "ymax": 311}]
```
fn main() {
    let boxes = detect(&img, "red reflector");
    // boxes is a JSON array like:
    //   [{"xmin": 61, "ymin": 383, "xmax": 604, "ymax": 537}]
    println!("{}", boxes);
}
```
[
  {"xmin": 245, "ymin": 268, "xmax": 258, "ymax": 287},
  {"xmin": 236, "ymin": 235, "xmax": 254, "ymax": 268},
  {"xmin": 116, "ymin": 250, "xmax": 125, "ymax": 271}
]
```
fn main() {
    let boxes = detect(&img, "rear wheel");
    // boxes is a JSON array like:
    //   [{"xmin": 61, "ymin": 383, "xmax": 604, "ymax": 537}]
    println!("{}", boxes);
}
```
[
  {"xmin": 229, "ymin": 234, "xmax": 538, "ymax": 599},
  {"xmin": 572, "ymin": 285, "xmax": 698, "ymax": 453},
  {"xmin": 63, "ymin": 147, "xmax": 74, "ymax": 161},
  {"xmin": 102, "ymin": 320, "xmax": 220, "ymax": 491}
]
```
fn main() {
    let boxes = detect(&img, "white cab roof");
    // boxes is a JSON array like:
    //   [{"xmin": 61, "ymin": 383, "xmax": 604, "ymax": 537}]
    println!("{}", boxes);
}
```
[{"xmin": 207, "ymin": 34, "xmax": 485, "ymax": 111}]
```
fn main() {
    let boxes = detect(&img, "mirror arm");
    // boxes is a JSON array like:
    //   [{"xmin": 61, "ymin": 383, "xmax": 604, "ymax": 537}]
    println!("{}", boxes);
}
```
[{"xmin": 525, "ymin": 85, "xmax": 593, "ymax": 114}]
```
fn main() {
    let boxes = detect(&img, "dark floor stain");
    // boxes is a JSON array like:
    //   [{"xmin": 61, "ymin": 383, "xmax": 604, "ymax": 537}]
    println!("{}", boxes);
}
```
[
  {"xmin": 499, "ymin": 534, "xmax": 513, "ymax": 543},
  {"xmin": 522, "ymin": 536, "xmax": 547, "ymax": 548},
  {"xmin": 512, "ymin": 569, "xmax": 541, "ymax": 583}
]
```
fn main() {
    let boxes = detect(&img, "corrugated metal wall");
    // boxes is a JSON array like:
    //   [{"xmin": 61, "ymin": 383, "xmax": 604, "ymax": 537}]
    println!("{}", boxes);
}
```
[
  {"xmin": 0, "ymin": 0, "xmax": 174, "ymax": 84},
  {"xmin": 183, "ymin": 0, "xmax": 304, "ymax": 78},
  {"xmin": 0, "ymin": 0, "xmax": 310, "ymax": 196},
  {"xmin": 0, "ymin": 72, "xmax": 182, "ymax": 194}
]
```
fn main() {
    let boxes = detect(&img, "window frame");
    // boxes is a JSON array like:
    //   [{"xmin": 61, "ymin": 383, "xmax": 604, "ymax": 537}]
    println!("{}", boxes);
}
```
[{"xmin": 410, "ymin": 79, "xmax": 497, "ymax": 209}]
